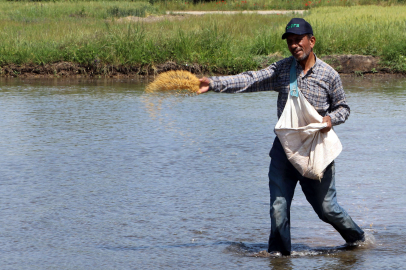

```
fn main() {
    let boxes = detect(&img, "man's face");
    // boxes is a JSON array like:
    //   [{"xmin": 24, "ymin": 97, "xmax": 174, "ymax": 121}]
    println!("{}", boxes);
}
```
[{"xmin": 286, "ymin": 34, "xmax": 315, "ymax": 61}]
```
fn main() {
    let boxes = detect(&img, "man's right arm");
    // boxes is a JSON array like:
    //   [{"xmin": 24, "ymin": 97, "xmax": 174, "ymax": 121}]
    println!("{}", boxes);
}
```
[{"xmin": 198, "ymin": 63, "xmax": 281, "ymax": 94}]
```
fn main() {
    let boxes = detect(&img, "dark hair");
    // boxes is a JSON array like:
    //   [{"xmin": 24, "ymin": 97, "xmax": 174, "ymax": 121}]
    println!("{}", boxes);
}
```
[{"xmin": 307, "ymin": 34, "xmax": 313, "ymax": 39}]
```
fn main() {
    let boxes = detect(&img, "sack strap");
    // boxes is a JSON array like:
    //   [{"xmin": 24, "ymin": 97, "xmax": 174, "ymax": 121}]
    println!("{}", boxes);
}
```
[{"xmin": 289, "ymin": 59, "xmax": 299, "ymax": 97}]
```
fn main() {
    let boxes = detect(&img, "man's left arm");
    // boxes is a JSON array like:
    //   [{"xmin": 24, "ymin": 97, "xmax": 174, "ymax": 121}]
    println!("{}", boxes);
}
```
[{"xmin": 322, "ymin": 74, "xmax": 350, "ymax": 133}]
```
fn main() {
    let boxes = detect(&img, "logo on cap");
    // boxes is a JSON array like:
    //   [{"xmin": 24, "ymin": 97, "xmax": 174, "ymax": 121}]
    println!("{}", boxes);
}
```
[{"xmin": 287, "ymin": 24, "xmax": 300, "ymax": 30}]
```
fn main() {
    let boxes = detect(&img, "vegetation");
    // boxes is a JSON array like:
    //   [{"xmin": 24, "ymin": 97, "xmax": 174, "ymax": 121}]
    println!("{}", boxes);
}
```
[
  {"xmin": 0, "ymin": 0, "xmax": 405, "ymax": 75},
  {"xmin": 159, "ymin": 0, "xmax": 406, "ymax": 11},
  {"xmin": 309, "ymin": 6, "xmax": 406, "ymax": 72}
]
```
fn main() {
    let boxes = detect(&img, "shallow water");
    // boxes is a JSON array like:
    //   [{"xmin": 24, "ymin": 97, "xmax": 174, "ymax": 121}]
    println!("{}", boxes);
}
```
[{"xmin": 0, "ymin": 77, "xmax": 405, "ymax": 269}]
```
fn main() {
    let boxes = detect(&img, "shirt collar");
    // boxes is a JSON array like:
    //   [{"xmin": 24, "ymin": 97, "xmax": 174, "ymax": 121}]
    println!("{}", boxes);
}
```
[{"xmin": 293, "ymin": 53, "xmax": 319, "ymax": 74}]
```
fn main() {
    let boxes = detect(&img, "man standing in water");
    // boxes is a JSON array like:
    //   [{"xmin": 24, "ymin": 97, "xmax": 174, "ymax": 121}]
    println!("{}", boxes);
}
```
[{"xmin": 198, "ymin": 18, "xmax": 365, "ymax": 256}]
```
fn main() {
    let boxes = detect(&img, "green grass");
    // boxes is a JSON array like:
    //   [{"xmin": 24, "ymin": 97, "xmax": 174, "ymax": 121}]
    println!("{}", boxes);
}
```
[
  {"xmin": 307, "ymin": 6, "xmax": 406, "ymax": 71},
  {"xmin": 158, "ymin": 0, "xmax": 405, "ymax": 12},
  {"xmin": 0, "ymin": 1, "xmax": 406, "ymax": 74},
  {"xmin": 4, "ymin": 0, "xmax": 405, "ymax": 12},
  {"xmin": 0, "ymin": 1, "xmax": 163, "ymax": 20}
]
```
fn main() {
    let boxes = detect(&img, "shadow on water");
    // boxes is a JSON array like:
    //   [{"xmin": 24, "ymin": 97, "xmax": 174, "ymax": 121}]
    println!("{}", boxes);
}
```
[
  {"xmin": 223, "ymin": 242, "xmax": 363, "ymax": 270},
  {"xmin": 225, "ymin": 241, "xmax": 357, "ymax": 257},
  {"xmin": 224, "ymin": 231, "xmax": 376, "ymax": 260}
]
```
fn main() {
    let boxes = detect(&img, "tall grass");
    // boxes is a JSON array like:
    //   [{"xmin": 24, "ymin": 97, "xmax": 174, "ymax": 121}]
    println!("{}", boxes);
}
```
[
  {"xmin": 159, "ymin": 0, "xmax": 406, "ymax": 11},
  {"xmin": 3, "ymin": 0, "xmax": 406, "ymax": 11},
  {"xmin": 0, "ymin": 2, "xmax": 405, "ymax": 73},
  {"xmin": 306, "ymin": 6, "xmax": 406, "ymax": 71},
  {"xmin": 0, "ymin": 1, "xmax": 163, "ymax": 21}
]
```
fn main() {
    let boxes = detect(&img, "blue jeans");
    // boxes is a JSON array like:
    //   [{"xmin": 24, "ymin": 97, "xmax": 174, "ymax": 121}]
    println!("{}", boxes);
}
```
[{"xmin": 268, "ymin": 137, "xmax": 364, "ymax": 255}]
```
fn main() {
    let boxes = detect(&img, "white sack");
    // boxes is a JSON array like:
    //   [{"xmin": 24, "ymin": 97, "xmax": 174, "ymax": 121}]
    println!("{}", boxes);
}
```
[{"xmin": 274, "ymin": 88, "xmax": 342, "ymax": 180}]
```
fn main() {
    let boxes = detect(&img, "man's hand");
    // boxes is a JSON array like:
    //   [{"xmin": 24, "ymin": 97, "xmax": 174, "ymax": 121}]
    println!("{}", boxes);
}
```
[
  {"xmin": 198, "ymin": 77, "xmax": 210, "ymax": 94},
  {"xmin": 320, "ymin": 115, "xmax": 332, "ymax": 133}
]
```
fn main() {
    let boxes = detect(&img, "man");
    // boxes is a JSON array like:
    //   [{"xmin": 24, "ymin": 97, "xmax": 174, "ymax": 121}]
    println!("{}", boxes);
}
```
[{"xmin": 198, "ymin": 18, "xmax": 365, "ymax": 256}]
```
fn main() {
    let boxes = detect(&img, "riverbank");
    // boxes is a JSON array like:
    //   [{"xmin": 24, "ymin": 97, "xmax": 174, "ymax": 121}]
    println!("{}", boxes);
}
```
[
  {"xmin": 0, "ymin": 54, "xmax": 402, "ymax": 79},
  {"xmin": 1, "ymin": 4, "xmax": 406, "ymax": 77}
]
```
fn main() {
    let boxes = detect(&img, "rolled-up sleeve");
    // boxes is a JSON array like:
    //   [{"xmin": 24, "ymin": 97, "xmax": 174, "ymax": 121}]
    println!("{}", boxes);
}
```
[
  {"xmin": 327, "ymin": 74, "xmax": 350, "ymax": 126},
  {"xmin": 209, "ymin": 64, "xmax": 278, "ymax": 93}
]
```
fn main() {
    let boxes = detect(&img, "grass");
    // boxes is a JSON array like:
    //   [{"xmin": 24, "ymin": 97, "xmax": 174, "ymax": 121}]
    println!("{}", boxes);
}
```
[
  {"xmin": 307, "ymin": 6, "xmax": 406, "ymax": 71},
  {"xmin": 159, "ymin": 0, "xmax": 406, "ymax": 11},
  {"xmin": 0, "ymin": 1, "xmax": 406, "ymax": 74}
]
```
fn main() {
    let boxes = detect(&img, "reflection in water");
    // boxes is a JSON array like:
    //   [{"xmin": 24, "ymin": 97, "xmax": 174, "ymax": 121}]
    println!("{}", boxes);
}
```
[
  {"xmin": 269, "ymin": 257, "xmax": 294, "ymax": 270},
  {"xmin": 227, "ymin": 230, "xmax": 375, "ymax": 258},
  {"xmin": 0, "ymin": 77, "xmax": 405, "ymax": 269},
  {"xmin": 141, "ymin": 90, "xmax": 199, "ymax": 119}
]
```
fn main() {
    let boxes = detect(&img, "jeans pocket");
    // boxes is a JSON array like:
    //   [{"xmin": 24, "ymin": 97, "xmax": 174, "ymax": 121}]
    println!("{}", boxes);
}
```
[{"xmin": 270, "ymin": 137, "xmax": 289, "ymax": 170}]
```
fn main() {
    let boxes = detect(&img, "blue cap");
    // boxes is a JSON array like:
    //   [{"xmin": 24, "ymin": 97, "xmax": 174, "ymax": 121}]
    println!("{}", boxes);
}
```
[{"xmin": 282, "ymin": 18, "xmax": 313, "ymax": 39}]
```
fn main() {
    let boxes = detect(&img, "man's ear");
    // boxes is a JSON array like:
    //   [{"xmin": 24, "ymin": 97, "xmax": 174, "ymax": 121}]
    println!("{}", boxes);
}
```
[{"xmin": 310, "ymin": 36, "xmax": 316, "ymax": 49}]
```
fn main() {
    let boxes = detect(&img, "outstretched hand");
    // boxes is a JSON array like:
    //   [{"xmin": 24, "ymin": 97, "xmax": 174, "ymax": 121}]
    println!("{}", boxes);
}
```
[
  {"xmin": 198, "ymin": 77, "xmax": 210, "ymax": 94},
  {"xmin": 320, "ymin": 115, "xmax": 332, "ymax": 133}
]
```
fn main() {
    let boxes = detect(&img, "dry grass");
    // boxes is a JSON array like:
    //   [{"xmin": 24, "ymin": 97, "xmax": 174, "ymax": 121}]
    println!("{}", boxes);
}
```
[{"xmin": 145, "ymin": 70, "xmax": 200, "ymax": 94}]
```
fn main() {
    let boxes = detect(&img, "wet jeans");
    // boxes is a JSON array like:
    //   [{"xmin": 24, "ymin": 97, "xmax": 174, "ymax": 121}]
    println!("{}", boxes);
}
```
[{"xmin": 268, "ymin": 137, "xmax": 365, "ymax": 255}]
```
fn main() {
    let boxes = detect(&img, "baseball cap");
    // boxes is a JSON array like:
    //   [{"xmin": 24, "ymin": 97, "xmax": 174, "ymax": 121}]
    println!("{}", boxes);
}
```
[{"xmin": 282, "ymin": 18, "xmax": 313, "ymax": 39}]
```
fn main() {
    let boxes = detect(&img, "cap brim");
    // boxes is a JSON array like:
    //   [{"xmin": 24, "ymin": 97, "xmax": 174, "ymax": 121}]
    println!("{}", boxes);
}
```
[
  {"xmin": 281, "ymin": 31, "xmax": 311, "ymax": 39},
  {"xmin": 281, "ymin": 33, "xmax": 289, "ymax": 39}
]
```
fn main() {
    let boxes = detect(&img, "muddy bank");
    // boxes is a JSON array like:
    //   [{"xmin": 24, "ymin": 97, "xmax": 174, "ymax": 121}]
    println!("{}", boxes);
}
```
[
  {"xmin": 0, "ymin": 61, "xmax": 206, "ymax": 79},
  {"xmin": 0, "ymin": 55, "xmax": 402, "ymax": 79}
]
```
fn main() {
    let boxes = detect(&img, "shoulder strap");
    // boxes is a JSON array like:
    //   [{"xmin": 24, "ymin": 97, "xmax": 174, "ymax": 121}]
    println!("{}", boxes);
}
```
[{"xmin": 290, "ymin": 59, "xmax": 299, "ymax": 97}]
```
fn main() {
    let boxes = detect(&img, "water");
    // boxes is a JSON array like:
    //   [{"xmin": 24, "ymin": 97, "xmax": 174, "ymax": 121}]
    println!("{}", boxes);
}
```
[{"xmin": 0, "ymin": 76, "xmax": 405, "ymax": 269}]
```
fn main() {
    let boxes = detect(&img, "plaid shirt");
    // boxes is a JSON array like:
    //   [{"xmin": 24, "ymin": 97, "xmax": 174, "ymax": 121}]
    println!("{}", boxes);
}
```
[{"xmin": 209, "ymin": 55, "xmax": 350, "ymax": 126}]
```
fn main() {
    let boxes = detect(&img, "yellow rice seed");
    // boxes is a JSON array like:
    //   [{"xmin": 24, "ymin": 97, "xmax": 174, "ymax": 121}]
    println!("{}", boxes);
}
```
[{"xmin": 145, "ymin": 70, "xmax": 200, "ymax": 94}]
